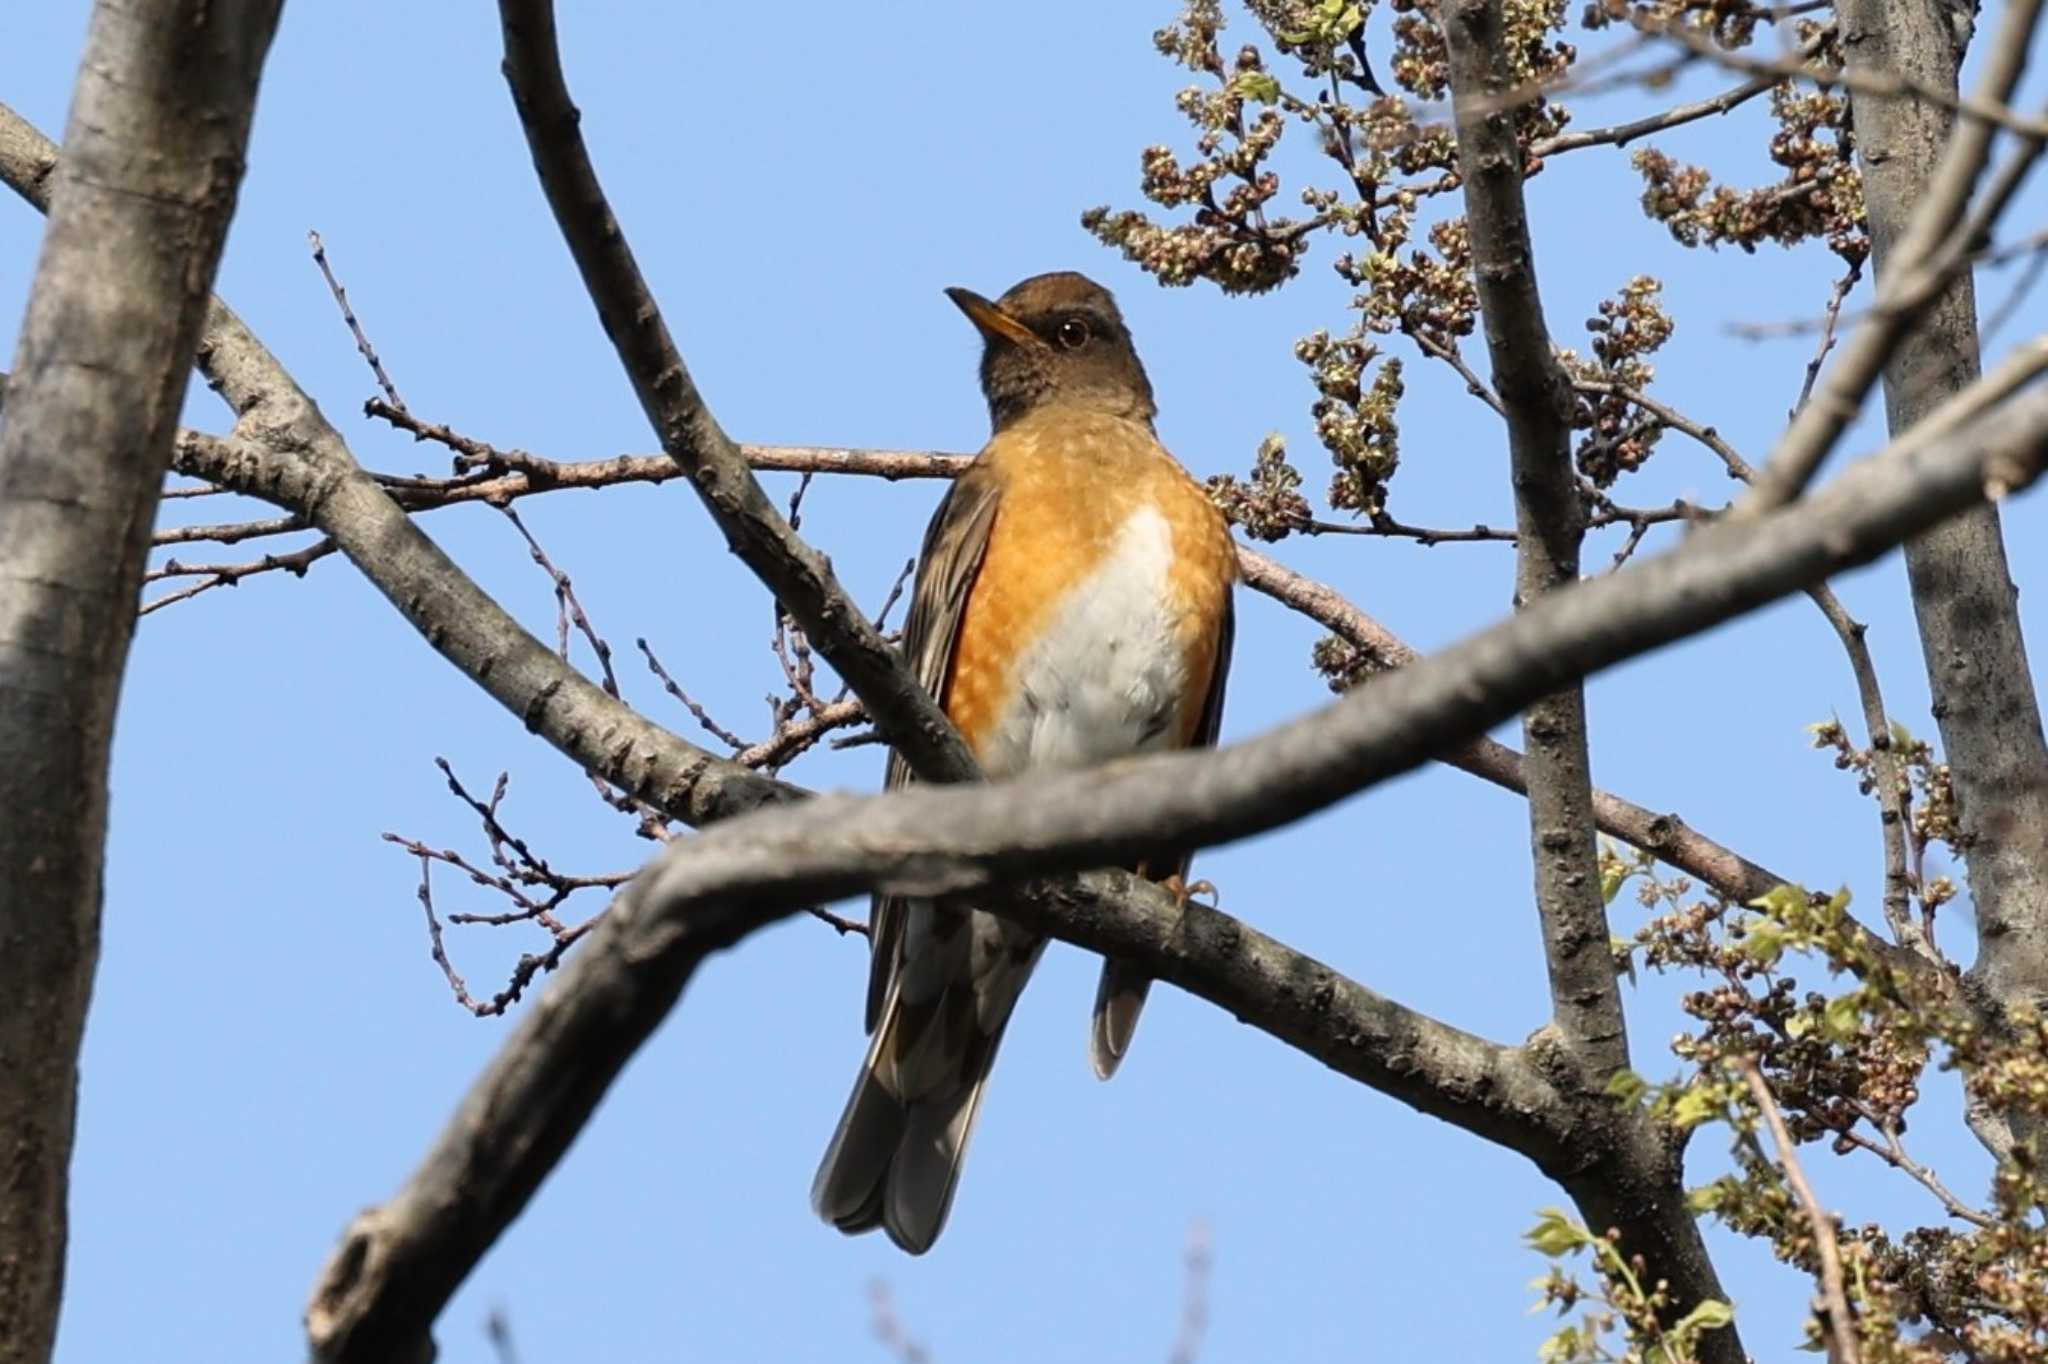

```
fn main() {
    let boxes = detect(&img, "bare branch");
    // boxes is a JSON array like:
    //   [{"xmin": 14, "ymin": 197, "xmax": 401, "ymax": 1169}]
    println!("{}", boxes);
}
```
[
  {"xmin": 1805, "ymin": 584, "xmax": 1923, "ymax": 955},
  {"xmin": 495, "ymin": 0, "xmax": 976, "ymax": 785},
  {"xmin": 1740, "ymin": 1059, "xmax": 1859, "ymax": 1364},
  {"xmin": 1739, "ymin": 0, "xmax": 2046, "ymax": 510},
  {"xmin": 1837, "ymin": 0, "xmax": 2048, "ymax": 1162},
  {"xmin": 1165, "ymin": 1221, "xmax": 1213, "ymax": 1364},
  {"xmin": 306, "ymin": 373, "xmax": 2048, "ymax": 1360},
  {"xmin": 309, "ymin": 230, "xmax": 407, "ymax": 412},
  {"xmin": 139, "ymin": 538, "xmax": 336, "ymax": 615},
  {"xmin": 1448, "ymin": 0, "xmax": 1628, "ymax": 1071}
]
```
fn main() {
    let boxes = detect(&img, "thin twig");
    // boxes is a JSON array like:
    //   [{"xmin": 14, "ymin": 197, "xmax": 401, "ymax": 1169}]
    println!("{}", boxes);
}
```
[
  {"xmin": 483, "ymin": 1307, "xmax": 521, "ymax": 1364},
  {"xmin": 308, "ymin": 230, "xmax": 406, "ymax": 412},
  {"xmin": 139, "ymin": 539, "xmax": 336, "ymax": 615},
  {"xmin": 867, "ymin": 1282, "xmax": 931, "ymax": 1364},
  {"xmin": 501, "ymin": 506, "xmax": 620, "ymax": 698},
  {"xmin": 1165, "ymin": 1221, "xmax": 1213, "ymax": 1364},
  {"xmin": 1804, "ymin": 586, "xmax": 1923, "ymax": 954},
  {"xmin": 1790, "ymin": 262, "xmax": 1865, "ymax": 420},
  {"xmin": 635, "ymin": 638, "xmax": 746, "ymax": 750},
  {"xmin": 1836, "ymin": 1111, "xmax": 1994, "ymax": 1229},
  {"xmin": 1739, "ymin": 1059, "xmax": 1860, "ymax": 1364}
]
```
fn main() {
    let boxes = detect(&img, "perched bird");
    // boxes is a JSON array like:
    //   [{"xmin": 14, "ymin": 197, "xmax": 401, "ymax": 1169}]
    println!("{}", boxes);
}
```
[{"xmin": 811, "ymin": 271, "xmax": 1237, "ymax": 1254}]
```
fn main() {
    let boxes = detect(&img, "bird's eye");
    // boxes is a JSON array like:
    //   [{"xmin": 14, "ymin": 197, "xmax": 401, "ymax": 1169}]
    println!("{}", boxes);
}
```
[{"xmin": 1056, "ymin": 317, "xmax": 1091, "ymax": 350}]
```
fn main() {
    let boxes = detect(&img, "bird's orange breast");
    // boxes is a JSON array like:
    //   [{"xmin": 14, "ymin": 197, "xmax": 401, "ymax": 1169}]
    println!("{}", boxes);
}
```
[{"xmin": 943, "ymin": 408, "xmax": 1234, "ymax": 766}]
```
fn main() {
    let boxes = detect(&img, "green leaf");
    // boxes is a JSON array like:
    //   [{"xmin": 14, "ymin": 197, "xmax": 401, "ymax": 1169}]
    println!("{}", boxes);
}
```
[
  {"xmin": 1823, "ymin": 993, "xmax": 1864, "ymax": 1043},
  {"xmin": 1786, "ymin": 1011, "xmax": 1814, "ymax": 1040},
  {"xmin": 1743, "ymin": 922, "xmax": 1787, "ymax": 967},
  {"xmin": 1676, "ymin": 1298, "xmax": 1735, "ymax": 1333},
  {"xmin": 1670, "ymin": 1085, "xmax": 1722, "ymax": 1130},
  {"xmin": 1686, "ymin": 1180, "xmax": 1731, "ymax": 1213},
  {"xmin": 1526, "ymin": 1207, "xmax": 1592, "ymax": 1258},
  {"xmin": 1605, "ymin": 1068, "xmax": 1651, "ymax": 1107},
  {"xmin": 1746, "ymin": 883, "xmax": 1807, "ymax": 918},
  {"xmin": 1235, "ymin": 71, "xmax": 1282, "ymax": 104}
]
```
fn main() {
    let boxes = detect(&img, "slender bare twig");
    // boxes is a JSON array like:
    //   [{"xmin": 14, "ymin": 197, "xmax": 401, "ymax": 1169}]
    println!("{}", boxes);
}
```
[
  {"xmin": 1789, "ymin": 263, "xmax": 1865, "ymax": 420},
  {"xmin": 368, "ymin": 398, "xmax": 563, "ymax": 479},
  {"xmin": 483, "ymin": 1307, "xmax": 521, "ymax": 1364},
  {"xmin": 139, "ymin": 538, "xmax": 337, "ymax": 615},
  {"xmin": 1166, "ymin": 1221, "xmax": 1213, "ymax": 1364},
  {"xmin": 1572, "ymin": 381, "xmax": 1755, "ymax": 483},
  {"xmin": 1804, "ymin": 585, "xmax": 1923, "ymax": 954},
  {"xmin": 635, "ymin": 638, "xmax": 746, "ymax": 750},
  {"xmin": 1982, "ymin": 243, "xmax": 2048, "ymax": 344},
  {"xmin": 154, "ymin": 512, "xmax": 308, "ymax": 547},
  {"xmin": 309, "ymin": 231, "xmax": 407, "ymax": 412},
  {"xmin": 1635, "ymin": 9, "xmax": 2048, "ymax": 141},
  {"xmin": 1738, "ymin": 0, "xmax": 2047, "ymax": 511},
  {"xmin": 500, "ymin": 506, "xmax": 620, "ymax": 697},
  {"xmin": 497, "ymin": 0, "xmax": 976, "ymax": 785},
  {"xmin": 1739, "ymin": 1060, "xmax": 1860, "ymax": 1364},
  {"xmin": 867, "ymin": 1283, "xmax": 931, "ymax": 1364},
  {"xmin": 1836, "ymin": 1109, "xmax": 1993, "ymax": 1229},
  {"xmin": 1531, "ymin": 66, "xmax": 1787, "ymax": 157},
  {"xmin": 1408, "ymin": 327, "xmax": 1505, "ymax": 415}
]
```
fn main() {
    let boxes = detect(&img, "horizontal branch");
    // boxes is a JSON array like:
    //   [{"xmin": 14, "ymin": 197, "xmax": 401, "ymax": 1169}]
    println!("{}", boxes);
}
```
[{"xmin": 307, "ymin": 359, "xmax": 2048, "ymax": 1358}]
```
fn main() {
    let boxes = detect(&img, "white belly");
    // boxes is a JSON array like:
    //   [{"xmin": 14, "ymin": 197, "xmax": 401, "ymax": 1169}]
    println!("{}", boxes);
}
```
[{"xmin": 977, "ymin": 504, "xmax": 1190, "ymax": 779}]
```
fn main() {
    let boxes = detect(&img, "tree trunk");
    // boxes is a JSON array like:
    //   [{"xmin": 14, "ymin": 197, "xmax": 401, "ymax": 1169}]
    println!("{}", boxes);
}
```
[
  {"xmin": 0, "ymin": 3, "xmax": 282, "ymax": 1360},
  {"xmin": 1840, "ymin": 0, "xmax": 2048, "ymax": 1156}
]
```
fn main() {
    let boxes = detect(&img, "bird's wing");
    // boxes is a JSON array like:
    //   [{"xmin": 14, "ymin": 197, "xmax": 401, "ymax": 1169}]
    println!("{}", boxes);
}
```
[{"xmin": 863, "ymin": 457, "xmax": 1004, "ymax": 1033}]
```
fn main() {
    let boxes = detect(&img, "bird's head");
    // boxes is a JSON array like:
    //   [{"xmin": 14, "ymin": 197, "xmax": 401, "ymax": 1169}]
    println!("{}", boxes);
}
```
[{"xmin": 945, "ymin": 271, "xmax": 1156, "ymax": 432}]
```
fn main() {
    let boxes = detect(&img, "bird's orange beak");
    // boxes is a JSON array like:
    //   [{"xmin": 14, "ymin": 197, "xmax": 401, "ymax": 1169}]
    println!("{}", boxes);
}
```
[{"xmin": 945, "ymin": 287, "xmax": 1041, "ymax": 349}]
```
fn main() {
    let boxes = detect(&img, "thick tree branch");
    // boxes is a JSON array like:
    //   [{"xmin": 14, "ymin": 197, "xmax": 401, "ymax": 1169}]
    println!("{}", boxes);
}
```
[
  {"xmin": 0, "ymin": 3, "xmax": 281, "ymax": 1360},
  {"xmin": 0, "ymin": 89, "xmax": 1588, "ymax": 1364},
  {"xmin": 308, "ymin": 373, "xmax": 2048, "ymax": 1361},
  {"xmin": 1740, "ymin": 0, "xmax": 2046, "ymax": 510},
  {"xmin": 1448, "ymin": 0, "xmax": 1707, "ymax": 1348},
  {"xmin": 494, "ymin": 0, "xmax": 976, "ymax": 785},
  {"xmin": 1448, "ymin": 0, "xmax": 1629, "ymax": 1074},
  {"xmin": 1839, "ymin": 0, "xmax": 2048, "ymax": 1159}
]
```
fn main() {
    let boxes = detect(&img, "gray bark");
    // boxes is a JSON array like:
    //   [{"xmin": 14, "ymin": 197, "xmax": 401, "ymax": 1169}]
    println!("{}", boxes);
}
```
[
  {"xmin": 1446, "ymin": 0, "xmax": 1630, "ymax": 1073},
  {"xmin": 308, "ymin": 366, "xmax": 2048, "ymax": 1358},
  {"xmin": 1842, "ymin": 0, "xmax": 2048, "ymax": 1130},
  {"xmin": 1446, "ymin": 0, "xmax": 1717, "ymax": 1349},
  {"xmin": 0, "ymin": 3, "xmax": 281, "ymax": 1361}
]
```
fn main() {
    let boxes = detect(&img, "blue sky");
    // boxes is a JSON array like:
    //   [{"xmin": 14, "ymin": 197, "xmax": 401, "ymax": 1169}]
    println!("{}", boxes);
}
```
[{"xmin": 5, "ymin": 4, "xmax": 2046, "ymax": 1361}]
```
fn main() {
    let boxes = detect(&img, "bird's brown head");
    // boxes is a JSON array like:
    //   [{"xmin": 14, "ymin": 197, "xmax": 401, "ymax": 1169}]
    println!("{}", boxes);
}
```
[{"xmin": 945, "ymin": 271, "xmax": 1157, "ymax": 432}]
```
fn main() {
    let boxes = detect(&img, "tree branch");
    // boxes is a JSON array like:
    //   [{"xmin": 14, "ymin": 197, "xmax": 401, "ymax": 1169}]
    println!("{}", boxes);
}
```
[
  {"xmin": 0, "ymin": 3, "xmax": 281, "ymax": 1359},
  {"xmin": 306, "ymin": 369, "xmax": 2048, "ymax": 1360},
  {"xmin": 1445, "ymin": 1, "xmax": 1717, "ymax": 1348},
  {"xmin": 1448, "ymin": 0, "xmax": 1629, "ymax": 1074},
  {"xmin": 1838, "ymin": 0, "xmax": 2048, "ymax": 1159},
  {"xmin": 1739, "ymin": 0, "xmax": 2046, "ymax": 510},
  {"xmin": 494, "ymin": 0, "xmax": 976, "ymax": 785}
]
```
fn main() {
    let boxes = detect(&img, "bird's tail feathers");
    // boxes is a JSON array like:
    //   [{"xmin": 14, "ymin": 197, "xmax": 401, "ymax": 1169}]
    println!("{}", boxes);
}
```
[{"xmin": 811, "ymin": 986, "xmax": 1008, "ymax": 1255}]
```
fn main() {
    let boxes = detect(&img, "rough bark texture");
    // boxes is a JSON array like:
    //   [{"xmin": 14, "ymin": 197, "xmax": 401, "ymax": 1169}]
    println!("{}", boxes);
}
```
[
  {"xmin": 304, "ymin": 367, "xmax": 2048, "ymax": 1359},
  {"xmin": 1842, "ymin": 0, "xmax": 2048, "ymax": 1126},
  {"xmin": 1446, "ymin": 0, "xmax": 1629, "ymax": 1075},
  {"xmin": 0, "ymin": 3, "xmax": 281, "ymax": 1361},
  {"xmin": 497, "ymin": 0, "xmax": 978, "ymax": 786},
  {"xmin": 1444, "ymin": 1, "xmax": 1730, "ymax": 1352}
]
